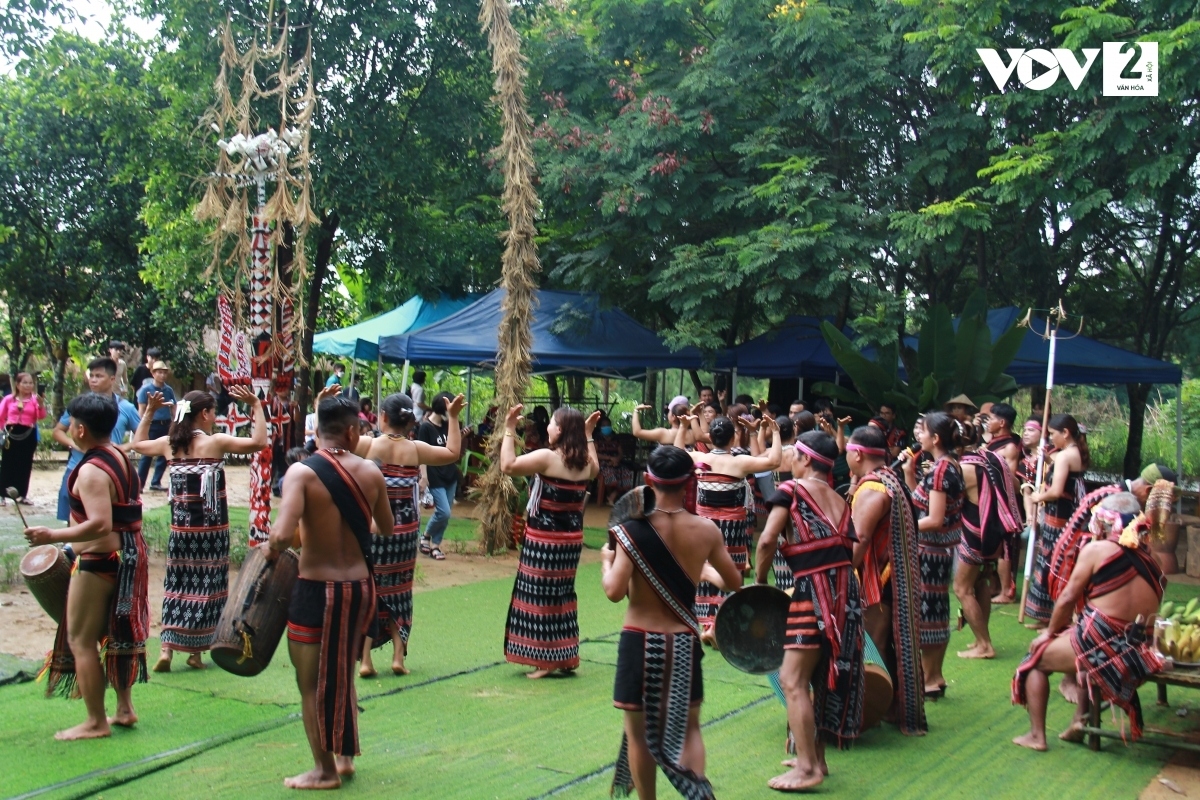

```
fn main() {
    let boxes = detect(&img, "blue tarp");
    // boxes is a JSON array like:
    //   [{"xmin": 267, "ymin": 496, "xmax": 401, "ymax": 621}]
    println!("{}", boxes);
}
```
[
  {"xmin": 732, "ymin": 316, "xmax": 846, "ymax": 381},
  {"xmin": 984, "ymin": 307, "xmax": 1182, "ymax": 386},
  {"xmin": 733, "ymin": 308, "xmax": 1182, "ymax": 387},
  {"xmin": 312, "ymin": 294, "xmax": 478, "ymax": 362},
  {"xmin": 378, "ymin": 289, "xmax": 722, "ymax": 376}
]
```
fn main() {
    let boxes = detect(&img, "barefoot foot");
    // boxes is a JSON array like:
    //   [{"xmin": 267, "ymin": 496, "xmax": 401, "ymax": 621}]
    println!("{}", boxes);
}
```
[
  {"xmin": 1058, "ymin": 675, "xmax": 1081, "ymax": 705},
  {"xmin": 283, "ymin": 768, "xmax": 341, "ymax": 790},
  {"xmin": 391, "ymin": 662, "xmax": 409, "ymax": 676},
  {"xmin": 107, "ymin": 711, "xmax": 138, "ymax": 728},
  {"xmin": 359, "ymin": 664, "xmax": 377, "ymax": 678},
  {"xmin": 957, "ymin": 644, "xmax": 995, "ymax": 659},
  {"xmin": 1059, "ymin": 723, "xmax": 1085, "ymax": 743},
  {"xmin": 700, "ymin": 628, "xmax": 719, "ymax": 649},
  {"xmin": 334, "ymin": 756, "xmax": 355, "ymax": 777},
  {"xmin": 186, "ymin": 653, "xmax": 206, "ymax": 670},
  {"xmin": 768, "ymin": 767, "xmax": 824, "ymax": 791},
  {"xmin": 1012, "ymin": 733, "xmax": 1048, "ymax": 751},
  {"xmin": 152, "ymin": 654, "xmax": 172, "ymax": 673},
  {"xmin": 526, "ymin": 669, "xmax": 553, "ymax": 680},
  {"xmin": 55, "ymin": 720, "xmax": 111, "ymax": 741}
]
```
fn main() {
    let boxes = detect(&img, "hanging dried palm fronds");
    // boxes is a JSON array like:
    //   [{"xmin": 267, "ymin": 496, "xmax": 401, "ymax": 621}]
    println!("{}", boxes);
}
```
[{"xmin": 477, "ymin": 0, "xmax": 542, "ymax": 555}]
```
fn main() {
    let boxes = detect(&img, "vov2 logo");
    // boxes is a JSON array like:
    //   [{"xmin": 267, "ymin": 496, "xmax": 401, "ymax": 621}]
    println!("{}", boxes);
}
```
[{"xmin": 976, "ymin": 42, "xmax": 1158, "ymax": 97}]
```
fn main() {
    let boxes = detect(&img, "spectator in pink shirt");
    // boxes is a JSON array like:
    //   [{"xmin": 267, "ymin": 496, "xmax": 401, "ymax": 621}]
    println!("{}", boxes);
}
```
[{"xmin": 0, "ymin": 372, "xmax": 46, "ymax": 505}]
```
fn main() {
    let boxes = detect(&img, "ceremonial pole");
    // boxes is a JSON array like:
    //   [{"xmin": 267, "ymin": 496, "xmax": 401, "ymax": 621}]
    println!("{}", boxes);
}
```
[{"xmin": 1017, "ymin": 308, "xmax": 1060, "ymax": 623}]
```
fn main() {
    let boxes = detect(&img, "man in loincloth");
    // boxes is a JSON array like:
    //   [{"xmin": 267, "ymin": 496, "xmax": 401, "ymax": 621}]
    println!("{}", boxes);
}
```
[
  {"xmin": 955, "ymin": 414, "xmax": 1023, "ymax": 659},
  {"xmin": 984, "ymin": 404, "xmax": 1023, "ymax": 603},
  {"xmin": 845, "ymin": 425, "xmax": 926, "ymax": 736},
  {"xmin": 755, "ymin": 430, "xmax": 865, "ymax": 791},
  {"xmin": 25, "ymin": 393, "xmax": 149, "ymax": 740},
  {"xmin": 1012, "ymin": 492, "xmax": 1165, "ymax": 750},
  {"xmin": 52, "ymin": 357, "xmax": 141, "ymax": 522},
  {"xmin": 602, "ymin": 444, "xmax": 741, "ymax": 800},
  {"xmin": 267, "ymin": 394, "xmax": 396, "ymax": 789}
]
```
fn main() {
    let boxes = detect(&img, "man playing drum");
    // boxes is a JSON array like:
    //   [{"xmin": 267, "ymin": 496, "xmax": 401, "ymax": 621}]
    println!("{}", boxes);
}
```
[
  {"xmin": 755, "ymin": 431, "xmax": 864, "ymax": 791},
  {"xmin": 266, "ymin": 395, "xmax": 395, "ymax": 789},
  {"xmin": 25, "ymin": 394, "xmax": 150, "ymax": 741},
  {"xmin": 602, "ymin": 445, "xmax": 742, "ymax": 800}
]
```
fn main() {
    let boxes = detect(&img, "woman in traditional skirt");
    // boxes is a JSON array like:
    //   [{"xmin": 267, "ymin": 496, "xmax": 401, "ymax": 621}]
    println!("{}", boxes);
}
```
[
  {"xmin": 501, "ymin": 404, "xmax": 600, "ymax": 679},
  {"xmin": 901, "ymin": 411, "xmax": 964, "ymax": 698},
  {"xmin": 1023, "ymin": 414, "xmax": 1088, "ymax": 627},
  {"xmin": 132, "ymin": 387, "xmax": 266, "ymax": 671},
  {"xmin": 355, "ymin": 391, "xmax": 464, "ymax": 677},
  {"xmin": 682, "ymin": 415, "xmax": 781, "ymax": 646},
  {"xmin": 772, "ymin": 416, "xmax": 797, "ymax": 591}
]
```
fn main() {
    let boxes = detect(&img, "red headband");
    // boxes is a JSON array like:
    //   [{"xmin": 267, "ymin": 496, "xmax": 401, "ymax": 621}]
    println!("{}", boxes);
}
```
[
  {"xmin": 797, "ymin": 442, "xmax": 835, "ymax": 487},
  {"xmin": 846, "ymin": 443, "xmax": 887, "ymax": 457},
  {"xmin": 645, "ymin": 467, "xmax": 697, "ymax": 514}
]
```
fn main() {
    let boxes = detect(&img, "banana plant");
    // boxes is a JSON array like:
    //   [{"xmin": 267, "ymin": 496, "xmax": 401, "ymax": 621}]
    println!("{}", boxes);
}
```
[{"xmin": 813, "ymin": 290, "xmax": 1024, "ymax": 430}]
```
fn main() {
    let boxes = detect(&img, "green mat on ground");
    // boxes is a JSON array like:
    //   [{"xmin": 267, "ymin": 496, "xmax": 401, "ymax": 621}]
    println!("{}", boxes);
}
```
[{"xmin": 4, "ymin": 569, "xmax": 1194, "ymax": 799}]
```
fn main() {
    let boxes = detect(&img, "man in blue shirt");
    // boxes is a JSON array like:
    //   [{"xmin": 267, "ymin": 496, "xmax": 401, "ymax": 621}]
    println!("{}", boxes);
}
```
[
  {"xmin": 136, "ymin": 360, "xmax": 176, "ymax": 491},
  {"xmin": 325, "ymin": 363, "xmax": 345, "ymax": 388},
  {"xmin": 52, "ymin": 357, "xmax": 142, "ymax": 521}
]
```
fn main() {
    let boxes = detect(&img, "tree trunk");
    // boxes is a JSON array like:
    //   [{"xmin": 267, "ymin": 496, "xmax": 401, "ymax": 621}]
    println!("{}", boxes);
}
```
[
  {"xmin": 643, "ymin": 370, "xmax": 658, "ymax": 408},
  {"xmin": 1124, "ymin": 382, "xmax": 1151, "ymax": 479},
  {"xmin": 297, "ymin": 211, "xmax": 340, "ymax": 416},
  {"xmin": 51, "ymin": 350, "xmax": 68, "ymax": 419},
  {"xmin": 565, "ymin": 375, "xmax": 584, "ymax": 406},
  {"xmin": 546, "ymin": 375, "xmax": 561, "ymax": 409},
  {"xmin": 688, "ymin": 369, "xmax": 703, "ymax": 398}
]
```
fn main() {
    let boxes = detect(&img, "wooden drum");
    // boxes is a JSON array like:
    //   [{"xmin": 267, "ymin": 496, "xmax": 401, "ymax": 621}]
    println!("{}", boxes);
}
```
[
  {"xmin": 21, "ymin": 545, "xmax": 71, "ymax": 624},
  {"xmin": 211, "ymin": 546, "xmax": 299, "ymax": 677},
  {"xmin": 861, "ymin": 631, "xmax": 894, "ymax": 730}
]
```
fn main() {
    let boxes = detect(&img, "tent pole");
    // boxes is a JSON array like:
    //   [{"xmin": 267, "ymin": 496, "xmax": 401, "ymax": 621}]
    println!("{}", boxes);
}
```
[
  {"xmin": 1178, "ymin": 382, "xmax": 1184, "ymax": 512},
  {"xmin": 466, "ymin": 368, "xmax": 474, "ymax": 427},
  {"xmin": 1018, "ymin": 316, "xmax": 1058, "ymax": 623},
  {"xmin": 375, "ymin": 353, "xmax": 382, "ymax": 426},
  {"xmin": 678, "ymin": 368, "xmax": 683, "ymax": 398},
  {"xmin": 730, "ymin": 368, "xmax": 737, "ymax": 405},
  {"xmin": 348, "ymin": 359, "xmax": 356, "ymax": 396},
  {"xmin": 400, "ymin": 359, "xmax": 410, "ymax": 394},
  {"xmin": 603, "ymin": 378, "xmax": 610, "ymax": 408},
  {"xmin": 799, "ymin": 378, "xmax": 805, "ymax": 403}
]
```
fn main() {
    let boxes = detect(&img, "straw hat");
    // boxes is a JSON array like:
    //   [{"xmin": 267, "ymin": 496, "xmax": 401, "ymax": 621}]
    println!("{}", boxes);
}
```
[
  {"xmin": 151, "ymin": 360, "xmax": 170, "ymax": 372},
  {"xmin": 943, "ymin": 394, "xmax": 977, "ymax": 412}
]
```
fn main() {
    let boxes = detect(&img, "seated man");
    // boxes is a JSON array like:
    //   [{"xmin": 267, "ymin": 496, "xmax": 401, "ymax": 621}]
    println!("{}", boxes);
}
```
[
  {"xmin": 602, "ymin": 445, "xmax": 742, "ymax": 800},
  {"xmin": 756, "ymin": 431, "xmax": 864, "ymax": 791},
  {"xmin": 267, "ymin": 395, "xmax": 396, "ymax": 789},
  {"xmin": 25, "ymin": 393, "xmax": 149, "ymax": 740},
  {"xmin": 1012, "ymin": 492, "xmax": 1165, "ymax": 750}
]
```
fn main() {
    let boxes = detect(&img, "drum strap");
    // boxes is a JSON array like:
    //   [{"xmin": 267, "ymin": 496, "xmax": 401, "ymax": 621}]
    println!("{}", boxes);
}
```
[
  {"xmin": 611, "ymin": 518, "xmax": 699, "ymax": 635},
  {"xmin": 306, "ymin": 452, "xmax": 374, "ymax": 570}
]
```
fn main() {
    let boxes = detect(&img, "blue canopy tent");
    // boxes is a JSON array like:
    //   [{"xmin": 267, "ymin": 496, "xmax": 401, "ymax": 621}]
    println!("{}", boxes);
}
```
[
  {"xmin": 379, "ymin": 289, "xmax": 726, "ymax": 378},
  {"xmin": 312, "ymin": 293, "xmax": 479, "ymax": 362},
  {"xmin": 732, "ymin": 316, "xmax": 846, "ymax": 380},
  {"xmin": 312, "ymin": 293, "xmax": 478, "ymax": 419}
]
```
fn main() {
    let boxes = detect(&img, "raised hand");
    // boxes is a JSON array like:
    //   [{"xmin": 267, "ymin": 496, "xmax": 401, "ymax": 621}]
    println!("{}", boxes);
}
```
[
  {"xmin": 143, "ymin": 391, "xmax": 166, "ymax": 414},
  {"xmin": 228, "ymin": 385, "xmax": 261, "ymax": 406},
  {"xmin": 584, "ymin": 410, "xmax": 602, "ymax": 436},
  {"xmin": 838, "ymin": 415, "xmax": 853, "ymax": 426},
  {"xmin": 446, "ymin": 393, "xmax": 467, "ymax": 418},
  {"xmin": 316, "ymin": 384, "xmax": 342, "ymax": 403},
  {"xmin": 24, "ymin": 526, "xmax": 53, "ymax": 546},
  {"xmin": 635, "ymin": 404, "xmax": 652, "ymax": 412},
  {"xmin": 505, "ymin": 404, "xmax": 524, "ymax": 430}
]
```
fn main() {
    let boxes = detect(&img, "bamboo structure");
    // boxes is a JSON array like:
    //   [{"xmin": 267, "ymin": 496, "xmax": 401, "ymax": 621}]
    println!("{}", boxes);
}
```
[{"xmin": 477, "ymin": 0, "xmax": 541, "ymax": 554}]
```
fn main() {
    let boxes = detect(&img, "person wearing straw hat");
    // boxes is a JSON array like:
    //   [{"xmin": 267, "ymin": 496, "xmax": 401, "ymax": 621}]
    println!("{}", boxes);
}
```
[{"xmin": 135, "ymin": 361, "xmax": 176, "ymax": 491}]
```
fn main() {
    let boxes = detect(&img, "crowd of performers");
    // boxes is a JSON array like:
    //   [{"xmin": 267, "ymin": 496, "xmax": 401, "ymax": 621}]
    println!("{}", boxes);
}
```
[{"xmin": 18, "ymin": 357, "xmax": 1184, "ymax": 796}]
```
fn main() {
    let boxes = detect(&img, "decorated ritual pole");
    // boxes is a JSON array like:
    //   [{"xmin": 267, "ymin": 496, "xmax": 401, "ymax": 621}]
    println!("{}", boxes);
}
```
[{"xmin": 1018, "ymin": 308, "xmax": 1060, "ymax": 623}]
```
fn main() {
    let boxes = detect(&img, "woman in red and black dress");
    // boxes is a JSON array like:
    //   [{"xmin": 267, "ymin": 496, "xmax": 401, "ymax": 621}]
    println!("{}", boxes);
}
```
[
  {"xmin": 500, "ymin": 405, "xmax": 600, "ymax": 679},
  {"xmin": 901, "ymin": 411, "xmax": 964, "ymax": 698}
]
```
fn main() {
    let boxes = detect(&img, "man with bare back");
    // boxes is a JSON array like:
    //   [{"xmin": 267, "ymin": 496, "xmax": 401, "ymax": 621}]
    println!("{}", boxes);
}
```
[
  {"xmin": 602, "ymin": 444, "xmax": 742, "ymax": 800},
  {"xmin": 1012, "ymin": 492, "xmax": 1165, "ymax": 751},
  {"xmin": 25, "ymin": 393, "xmax": 149, "ymax": 741},
  {"xmin": 266, "ymin": 395, "xmax": 396, "ymax": 790}
]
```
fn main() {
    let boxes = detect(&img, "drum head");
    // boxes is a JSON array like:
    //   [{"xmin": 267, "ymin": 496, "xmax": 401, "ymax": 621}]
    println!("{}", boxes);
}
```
[
  {"xmin": 608, "ymin": 486, "xmax": 655, "ymax": 529},
  {"xmin": 21, "ymin": 545, "xmax": 62, "ymax": 578},
  {"xmin": 714, "ymin": 584, "xmax": 792, "ymax": 675}
]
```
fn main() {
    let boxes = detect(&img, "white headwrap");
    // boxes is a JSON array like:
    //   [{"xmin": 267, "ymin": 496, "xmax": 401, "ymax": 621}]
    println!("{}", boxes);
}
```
[{"xmin": 174, "ymin": 399, "xmax": 192, "ymax": 423}]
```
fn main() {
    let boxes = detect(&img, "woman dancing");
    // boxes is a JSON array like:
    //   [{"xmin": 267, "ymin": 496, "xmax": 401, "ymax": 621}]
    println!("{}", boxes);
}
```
[
  {"xmin": 501, "ymin": 404, "xmax": 600, "ymax": 679},
  {"xmin": 133, "ymin": 387, "xmax": 266, "ymax": 671},
  {"xmin": 356, "ymin": 391, "xmax": 464, "ymax": 676}
]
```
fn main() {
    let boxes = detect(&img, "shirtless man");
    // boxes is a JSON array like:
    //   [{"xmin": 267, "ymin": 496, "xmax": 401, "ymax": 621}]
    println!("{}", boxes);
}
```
[
  {"xmin": 25, "ymin": 393, "xmax": 149, "ymax": 740},
  {"xmin": 267, "ymin": 395, "xmax": 396, "ymax": 790},
  {"xmin": 1012, "ymin": 492, "xmax": 1165, "ymax": 750},
  {"xmin": 602, "ymin": 444, "xmax": 742, "ymax": 800}
]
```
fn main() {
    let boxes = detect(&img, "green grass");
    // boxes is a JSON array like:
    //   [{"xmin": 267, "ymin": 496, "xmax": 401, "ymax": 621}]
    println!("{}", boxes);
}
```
[{"xmin": 3, "ymin": 570, "xmax": 1195, "ymax": 799}]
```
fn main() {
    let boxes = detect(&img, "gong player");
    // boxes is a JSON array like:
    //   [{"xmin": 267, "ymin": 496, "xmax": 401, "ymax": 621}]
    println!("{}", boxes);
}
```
[
  {"xmin": 266, "ymin": 395, "xmax": 395, "ymax": 790},
  {"xmin": 25, "ymin": 393, "xmax": 150, "ymax": 741},
  {"xmin": 602, "ymin": 445, "xmax": 742, "ymax": 800},
  {"xmin": 754, "ymin": 430, "xmax": 864, "ymax": 791}
]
